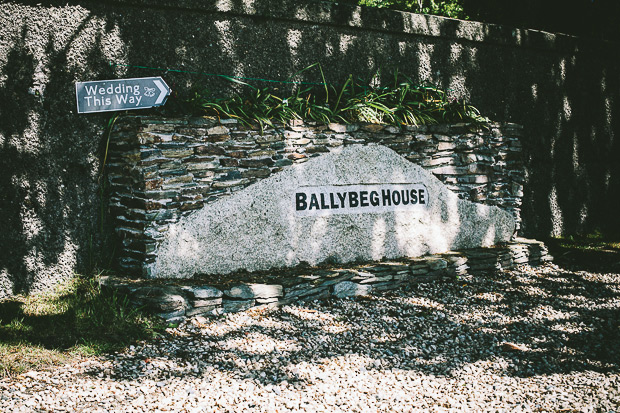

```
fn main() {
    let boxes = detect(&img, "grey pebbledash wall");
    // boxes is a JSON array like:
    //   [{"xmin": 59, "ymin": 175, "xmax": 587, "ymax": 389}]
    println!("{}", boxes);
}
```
[
  {"xmin": 108, "ymin": 116, "xmax": 523, "ymax": 278},
  {"xmin": 1, "ymin": 0, "xmax": 618, "ymax": 296}
]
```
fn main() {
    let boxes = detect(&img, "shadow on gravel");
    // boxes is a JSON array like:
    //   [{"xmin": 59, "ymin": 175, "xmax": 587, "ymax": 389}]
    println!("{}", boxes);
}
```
[
  {"xmin": 467, "ymin": 269, "xmax": 620, "ymax": 377},
  {"xmin": 101, "ymin": 264, "xmax": 620, "ymax": 385}
]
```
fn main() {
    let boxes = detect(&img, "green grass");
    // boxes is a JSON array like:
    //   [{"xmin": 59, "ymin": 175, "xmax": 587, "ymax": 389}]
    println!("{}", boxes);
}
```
[
  {"xmin": 0, "ymin": 274, "xmax": 165, "ymax": 377},
  {"xmin": 184, "ymin": 66, "xmax": 489, "ymax": 131},
  {"xmin": 556, "ymin": 233, "xmax": 620, "ymax": 252},
  {"xmin": 546, "ymin": 232, "xmax": 620, "ymax": 272}
]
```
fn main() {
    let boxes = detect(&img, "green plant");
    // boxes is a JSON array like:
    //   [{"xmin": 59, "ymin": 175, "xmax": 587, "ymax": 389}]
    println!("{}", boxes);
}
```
[
  {"xmin": 343, "ymin": 0, "xmax": 468, "ymax": 19},
  {"xmin": 99, "ymin": 115, "xmax": 119, "ymax": 181},
  {"xmin": 187, "ymin": 66, "xmax": 489, "ymax": 129}
]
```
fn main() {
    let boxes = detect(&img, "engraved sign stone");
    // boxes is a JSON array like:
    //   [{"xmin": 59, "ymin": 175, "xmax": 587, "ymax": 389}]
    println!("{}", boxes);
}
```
[{"xmin": 154, "ymin": 145, "xmax": 515, "ymax": 278}]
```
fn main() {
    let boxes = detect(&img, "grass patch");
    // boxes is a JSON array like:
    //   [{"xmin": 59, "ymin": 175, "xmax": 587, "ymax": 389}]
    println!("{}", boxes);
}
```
[
  {"xmin": 546, "ymin": 232, "xmax": 620, "ymax": 272},
  {"xmin": 0, "ymin": 274, "xmax": 165, "ymax": 378},
  {"xmin": 556, "ymin": 233, "xmax": 620, "ymax": 252},
  {"xmin": 0, "ymin": 342, "xmax": 69, "ymax": 378}
]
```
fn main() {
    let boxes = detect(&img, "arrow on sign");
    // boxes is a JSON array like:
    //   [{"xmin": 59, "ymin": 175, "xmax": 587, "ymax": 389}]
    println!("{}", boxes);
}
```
[
  {"xmin": 75, "ymin": 77, "xmax": 171, "ymax": 114},
  {"xmin": 154, "ymin": 79, "xmax": 168, "ymax": 105}
]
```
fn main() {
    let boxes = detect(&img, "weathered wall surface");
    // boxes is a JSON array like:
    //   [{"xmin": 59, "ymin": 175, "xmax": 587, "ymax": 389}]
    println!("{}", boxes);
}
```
[{"xmin": 1, "ymin": 0, "xmax": 618, "ymax": 295}]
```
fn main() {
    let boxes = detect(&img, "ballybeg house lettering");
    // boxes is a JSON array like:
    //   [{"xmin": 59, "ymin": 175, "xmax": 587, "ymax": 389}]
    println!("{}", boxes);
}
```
[{"xmin": 294, "ymin": 184, "xmax": 428, "ymax": 216}]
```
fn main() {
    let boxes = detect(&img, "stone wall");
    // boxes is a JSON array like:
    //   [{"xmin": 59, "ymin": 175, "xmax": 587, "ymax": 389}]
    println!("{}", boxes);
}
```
[
  {"xmin": 2, "ymin": 0, "xmax": 618, "ymax": 296},
  {"xmin": 102, "ymin": 238, "xmax": 552, "ymax": 323},
  {"xmin": 108, "ymin": 116, "xmax": 524, "ymax": 278}
]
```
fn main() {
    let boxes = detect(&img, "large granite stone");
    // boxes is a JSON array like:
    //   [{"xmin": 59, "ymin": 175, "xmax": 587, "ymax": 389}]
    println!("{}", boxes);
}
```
[{"xmin": 155, "ymin": 145, "xmax": 515, "ymax": 278}]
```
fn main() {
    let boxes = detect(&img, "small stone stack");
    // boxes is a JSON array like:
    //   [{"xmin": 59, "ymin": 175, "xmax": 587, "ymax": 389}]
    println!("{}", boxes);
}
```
[
  {"xmin": 108, "ymin": 117, "xmax": 525, "ymax": 277},
  {"xmin": 461, "ymin": 237, "xmax": 552, "ymax": 272},
  {"xmin": 101, "ymin": 238, "xmax": 552, "ymax": 324}
]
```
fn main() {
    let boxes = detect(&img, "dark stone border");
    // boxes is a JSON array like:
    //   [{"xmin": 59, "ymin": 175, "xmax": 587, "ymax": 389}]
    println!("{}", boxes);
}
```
[{"xmin": 101, "ymin": 238, "xmax": 551, "ymax": 324}]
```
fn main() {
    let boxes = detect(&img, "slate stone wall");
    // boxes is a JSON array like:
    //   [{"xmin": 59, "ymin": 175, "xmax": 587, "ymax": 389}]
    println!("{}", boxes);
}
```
[
  {"xmin": 102, "ymin": 238, "xmax": 552, "ymax": 323},
  {"xmin": 108, "ymin": 116, "xmax": 524, "ymax": 278}
]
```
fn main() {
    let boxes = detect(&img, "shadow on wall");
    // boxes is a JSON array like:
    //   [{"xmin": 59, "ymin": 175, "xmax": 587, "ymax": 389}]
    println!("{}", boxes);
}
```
[
  {"xmin": 0, "ymin": 0, "xmax": 618, "ymax": 294},
  {"xmin": 0, "ymin": 11, "xmax": 117, "ymax": 296}
]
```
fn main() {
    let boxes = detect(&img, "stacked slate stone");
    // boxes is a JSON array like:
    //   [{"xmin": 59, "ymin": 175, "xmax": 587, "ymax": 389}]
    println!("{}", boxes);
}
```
[
  {"xmin": 101, "ymin": 239, "xmax": 552, "ymax": 324},
  {"xmin": 108, "ymin": 117, "xmax": 526, "ymax": 278},
  {"xmin": 462, "ymin": 238, "xmax": 552, "ymax": 272}
]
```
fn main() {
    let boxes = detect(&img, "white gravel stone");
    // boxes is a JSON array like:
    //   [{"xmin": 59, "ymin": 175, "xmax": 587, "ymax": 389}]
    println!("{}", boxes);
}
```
[{"xmin": 1, "ymin": 263, "xmax": 618, "ymax": 412}]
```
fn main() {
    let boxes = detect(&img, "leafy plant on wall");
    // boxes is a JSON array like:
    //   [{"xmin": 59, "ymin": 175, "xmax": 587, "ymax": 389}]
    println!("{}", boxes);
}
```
[{"xmin": 185, "ymin": 65, "xmax": 488, "ymax": 131}]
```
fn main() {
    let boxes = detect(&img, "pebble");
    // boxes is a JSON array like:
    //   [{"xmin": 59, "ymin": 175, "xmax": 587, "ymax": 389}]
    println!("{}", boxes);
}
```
[{"xmin": 1, "ymin": 263, "xmax": 618, "ymax": 411}]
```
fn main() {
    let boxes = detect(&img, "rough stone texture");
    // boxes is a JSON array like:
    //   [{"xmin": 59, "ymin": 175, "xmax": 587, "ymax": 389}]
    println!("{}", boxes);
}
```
[
  {"xmin": 224, "ymin": 285, "xmax": 254, "ymax": 299},
  {"xmin": 1, "ymin": 0, "xmax": 618, "ymax": 297},
  {"xmin": 181, "ymin": 286, "xmax": 223, "ymax": 299},
  {"xmin": 333, "ymin": 281, "xmax": 373, "ymax": 298},
  {"xmin": 101, "ymin": 238, "xmax": 552, "ymax": 322},
  {"xmin": 223, "ymin": 299, "xmax": 256, "ymax": 313},
  {"xmin": 131, "ymin": 287, "xmax": 188, "ymax": 313},
  {"xmin": 191, "ymin": 298, "xmax": 223, "ymax": 308},
  {"xmin": 248, "ymin": 284, "xmax": 284, "ymax": 299},
  {"xmin": 155, "ymin": 145, "xmax": 514, "ymax": 278},
  {"xmin": 185, "ymin": 306, "xmax": 220, "ymax": 317},
  {"xmin": 109, "ymin": 117, "xmax": 524, "ymax": 277}
]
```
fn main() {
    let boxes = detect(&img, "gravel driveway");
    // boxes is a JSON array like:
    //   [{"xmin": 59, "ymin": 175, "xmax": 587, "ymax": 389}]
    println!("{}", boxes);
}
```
[{"xmin": 1, "ymin": 263, "xmax": 619, "ymax": 412}]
